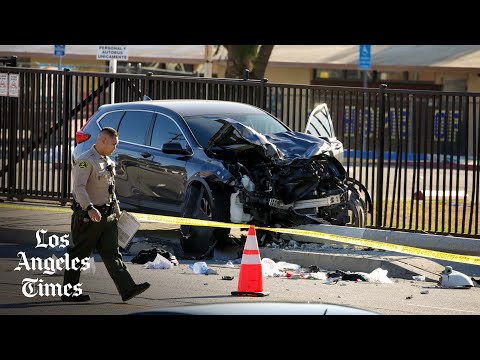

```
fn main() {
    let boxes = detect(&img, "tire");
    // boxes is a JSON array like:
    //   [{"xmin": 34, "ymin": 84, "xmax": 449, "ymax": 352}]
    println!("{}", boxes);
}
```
[
  {"xmin": 347, "ymin": 198, "xmax": 366, "ymax": 228},
  {"xmin": 180, "ymin": 183, "xmax": 230, "ymax": 259}
]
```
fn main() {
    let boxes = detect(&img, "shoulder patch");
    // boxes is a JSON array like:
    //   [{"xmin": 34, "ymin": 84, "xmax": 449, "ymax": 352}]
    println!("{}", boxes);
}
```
[{"xmin": 78, "ymin": 160, "xmax": 89, "ymax": 169}]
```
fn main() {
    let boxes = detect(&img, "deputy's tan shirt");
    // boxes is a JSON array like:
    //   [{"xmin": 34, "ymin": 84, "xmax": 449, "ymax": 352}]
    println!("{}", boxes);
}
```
[{"xmin": 72, "ymin": 145, "xmax": 118, "ymax": 211}]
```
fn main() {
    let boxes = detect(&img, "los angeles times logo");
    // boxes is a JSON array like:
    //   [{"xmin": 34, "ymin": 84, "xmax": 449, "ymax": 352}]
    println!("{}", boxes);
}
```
[{"xmin": 14, "ymin": 229, "xmax": 91, "ymax": 298}]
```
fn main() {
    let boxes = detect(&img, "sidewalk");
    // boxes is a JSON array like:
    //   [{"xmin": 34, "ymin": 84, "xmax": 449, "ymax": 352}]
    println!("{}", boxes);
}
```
[{"xmin": 0, "ymin": 199, "xmax": 473, "ymax": 281}]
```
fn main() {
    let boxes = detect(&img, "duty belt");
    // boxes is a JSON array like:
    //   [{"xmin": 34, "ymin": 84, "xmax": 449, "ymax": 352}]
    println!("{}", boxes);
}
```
[{"xmin": 94, "ymin": 204, "xmax": 113, "ymax": 216}]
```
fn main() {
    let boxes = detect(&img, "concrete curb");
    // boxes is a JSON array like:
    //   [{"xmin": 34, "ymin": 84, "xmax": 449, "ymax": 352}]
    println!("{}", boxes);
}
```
[{"xmin": 287, "ymin": 224, "xmax": 480, "ymax": 256}]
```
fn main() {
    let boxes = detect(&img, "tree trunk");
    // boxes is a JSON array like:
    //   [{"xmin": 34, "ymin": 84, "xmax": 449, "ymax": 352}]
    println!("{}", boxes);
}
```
[
  {"xmin": 250, "ymin": 45, "xmax": 274, "ymax": 80},
  {"xmin": 224, "ymin": 45, "xmax": 256, "ymax": 79}
]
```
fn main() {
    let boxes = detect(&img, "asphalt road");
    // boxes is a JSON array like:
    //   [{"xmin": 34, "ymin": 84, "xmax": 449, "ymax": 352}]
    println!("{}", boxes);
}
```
[{"xmin": 1, "ymin": 241, "xmax": 479, "ymax": 316}]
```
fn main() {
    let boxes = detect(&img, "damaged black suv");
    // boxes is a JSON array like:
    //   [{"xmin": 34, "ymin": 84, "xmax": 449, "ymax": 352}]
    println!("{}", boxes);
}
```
[{"xmin": 73, "ymin": 99, "xmax": 370, "ymax": 258}]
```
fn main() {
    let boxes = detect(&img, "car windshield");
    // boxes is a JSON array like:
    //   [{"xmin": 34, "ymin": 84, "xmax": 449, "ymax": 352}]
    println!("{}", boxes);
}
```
[{"xmin": 184, "ymin": 113, "xmax": 290, "ymax": 148}]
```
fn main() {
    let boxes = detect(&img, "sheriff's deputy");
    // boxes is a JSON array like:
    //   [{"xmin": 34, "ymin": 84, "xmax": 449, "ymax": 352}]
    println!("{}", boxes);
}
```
[{"xmin": 62, "ymin": 127, "xmax": 150, "ymax": 302}]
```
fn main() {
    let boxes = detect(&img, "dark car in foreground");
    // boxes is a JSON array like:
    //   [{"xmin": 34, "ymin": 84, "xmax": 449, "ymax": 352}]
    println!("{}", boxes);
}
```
[
  {"xmin": 131, "ymin": 302, "xmax": 378, "ymax": 315},
  {"xmin": 73, "ymin": 99, "xmax": 371, "ymax": 258}
]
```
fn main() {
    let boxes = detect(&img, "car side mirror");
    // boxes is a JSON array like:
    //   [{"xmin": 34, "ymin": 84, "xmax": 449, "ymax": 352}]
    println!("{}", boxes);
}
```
[{"xmin": 162, "ymin": 142, "xmax": 192, "ymax": 156}]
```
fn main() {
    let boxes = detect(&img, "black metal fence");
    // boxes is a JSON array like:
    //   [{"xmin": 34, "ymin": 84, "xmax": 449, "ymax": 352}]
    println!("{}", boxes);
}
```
[{"xmin": 1, "ymin": 67, "xmax": 479, "ymax": 238}]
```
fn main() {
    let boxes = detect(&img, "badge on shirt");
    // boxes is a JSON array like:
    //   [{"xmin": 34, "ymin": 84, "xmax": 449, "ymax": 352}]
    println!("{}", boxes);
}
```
[{"xmin": 78, "ymin": 160, "xmax": 88, "ymax": 169}]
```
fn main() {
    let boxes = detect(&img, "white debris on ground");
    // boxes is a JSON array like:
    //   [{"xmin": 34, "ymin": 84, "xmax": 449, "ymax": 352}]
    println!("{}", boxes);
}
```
[
  {"xmin": 128, "ymin": 231, "xmax": 397, "ymax": 283},
  {"xmin": 276, "ymin": 261, "xmax": 301, "ymax": 271},
  {"xmin": 143, "ymin": 253, "xmax": 173, "ymax": 269},
  {"xmin": 438, "ymin": 266, "xmax": 474, "ymax": 288},
  {"xmin": 260, "ymin": 257, "xmax": 394, "ymax": 284},
  {"xmin": 188, "ymin": 262, "xmax": 219, "ymax": 275},
  {"xmin": 358, "ymin": 268, "xmax": 394, "ymax": 283}
]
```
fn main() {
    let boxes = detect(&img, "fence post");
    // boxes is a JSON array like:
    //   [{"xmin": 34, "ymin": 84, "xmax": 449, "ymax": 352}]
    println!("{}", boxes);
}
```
[
  {"xmin": 376, "ymin": 84, "xmax": 387, "ymax": 227},
  {"xmin": 145, "ymin": 72, "xmax": 153, "ymax": 99},
  {"xmin": 61, "ymin": 68, "xmax": 71, "ymax": 204},
  {"xmin": 259, "ymin": 77, "xmax": 268, "ymax": 110},
  {"xmin": 5, "ymin": 65, "xmax": 18, "ymax": 200},
  {"xmin": 7, "ymin": 87, "xmax": 16, "ymax": 198}
]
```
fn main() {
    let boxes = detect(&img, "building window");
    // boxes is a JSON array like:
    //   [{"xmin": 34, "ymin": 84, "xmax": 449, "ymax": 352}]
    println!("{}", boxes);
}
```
[{"xmin": 312, "ymin": 69, "xmax": 441, "ymax": 90}]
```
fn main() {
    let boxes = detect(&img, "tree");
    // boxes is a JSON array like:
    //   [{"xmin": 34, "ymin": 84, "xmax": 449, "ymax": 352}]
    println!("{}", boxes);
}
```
[{"xmin": 220, "ymin": 45, "xmax": 274, "ymax": 80}]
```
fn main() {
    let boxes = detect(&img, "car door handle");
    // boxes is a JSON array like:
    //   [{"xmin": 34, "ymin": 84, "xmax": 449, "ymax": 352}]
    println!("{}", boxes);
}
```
[{"xmin": 141, "ymin": 152, "xmax": 152, "ymax": 158}]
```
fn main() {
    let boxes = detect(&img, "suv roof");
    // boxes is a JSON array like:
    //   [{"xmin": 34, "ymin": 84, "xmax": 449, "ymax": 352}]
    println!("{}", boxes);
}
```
[{"xmin": 99, "ymin": 100, "xmax": 266, "ymax": 117}]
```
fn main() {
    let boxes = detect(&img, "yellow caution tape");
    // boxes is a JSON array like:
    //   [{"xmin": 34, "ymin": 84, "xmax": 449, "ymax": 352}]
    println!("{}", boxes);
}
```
[
  {"xmin": 128, "ymin": 212, "xmax": 249, "ymax": 229},
  {"xmin": 256, "ymin": 227, "xmax": 480, "ymax": 266},
  {"xmin": 1, "ymin": 202, "xmax": 479, "ymax": 266},
  {"xmin": 0, "ymin": 202, "xmax": 71, "ymax": 213}
]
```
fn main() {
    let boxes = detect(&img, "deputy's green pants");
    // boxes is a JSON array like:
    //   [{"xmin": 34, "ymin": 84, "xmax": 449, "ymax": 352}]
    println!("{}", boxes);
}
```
[{"xmin": 63, "ymin": 210, "xmax": 135, "ymax": 296}]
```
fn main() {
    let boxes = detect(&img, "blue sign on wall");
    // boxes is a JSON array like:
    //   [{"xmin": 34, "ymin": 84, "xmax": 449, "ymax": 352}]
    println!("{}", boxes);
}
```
[
  {"xmin": 358, "ymin": 45, "xmax": 371, "ymax": 70},
  {"xmin": 54, "ymin": 45, "xmax": 65, "ymax": 57}
]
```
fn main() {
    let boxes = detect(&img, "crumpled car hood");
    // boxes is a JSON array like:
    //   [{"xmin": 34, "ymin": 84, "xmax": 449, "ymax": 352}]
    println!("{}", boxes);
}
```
[
  {"xmin": 264, "ymin": 131, "xmax": 333, "ymax": 159},
  {"xmin": 208, "ymin": 119, "xmax": 333, "ymax": 160}
]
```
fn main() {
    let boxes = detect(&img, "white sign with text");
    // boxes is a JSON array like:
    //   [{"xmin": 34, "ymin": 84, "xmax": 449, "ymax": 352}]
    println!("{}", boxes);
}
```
[
  {"xmin": 0, "ymin": 73, "xmax": 7, "ymax": 96},
  {"xmin": 8, "ymin": 73, "xmax": 19, "ymax": 97},
  {"xmin": 96, "ymin": 45, "xmax": 129, "ymax": 61}
]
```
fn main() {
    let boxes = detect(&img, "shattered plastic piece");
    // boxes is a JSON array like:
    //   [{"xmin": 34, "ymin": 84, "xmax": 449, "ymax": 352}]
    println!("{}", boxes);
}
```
[
  {"xmin": 439, "ymin": 267, "xmax": 473, "ymax": 288},
  {"xmin": 190, "ymin": 261, "xmax": 209, "ymax": 274}
]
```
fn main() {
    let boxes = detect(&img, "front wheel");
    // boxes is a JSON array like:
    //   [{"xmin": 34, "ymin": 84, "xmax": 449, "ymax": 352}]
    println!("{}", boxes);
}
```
[
  {"xmin": 180, "ymin": 184, "xmax": 230, "ymax": 259},
  {"xmin": 347, "ymin": 198, "xmax": 366, "ymax": 228}
]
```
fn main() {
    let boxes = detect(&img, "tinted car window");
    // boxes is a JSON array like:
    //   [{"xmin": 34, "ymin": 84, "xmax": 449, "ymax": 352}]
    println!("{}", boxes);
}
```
[
  {"xmin": 184, "ymin": 113, "xmax": 289, "ymax": 148},
  {"xmin": 117, "ymin": 111, "xmax": 153, "ymax": 145},
  {"xmin": 99, "ymin": 111, "xmax": 124, "ymax": 130},
  {"xmin": 150, "ymin": 113, "xmax": 189, "ymax": 149}
]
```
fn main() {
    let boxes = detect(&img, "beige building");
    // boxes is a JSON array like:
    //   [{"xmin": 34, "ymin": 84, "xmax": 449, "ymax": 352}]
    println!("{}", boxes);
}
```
[{"xmin": 1, "ymin": 45, "xmax": 480, "ymax": 92}]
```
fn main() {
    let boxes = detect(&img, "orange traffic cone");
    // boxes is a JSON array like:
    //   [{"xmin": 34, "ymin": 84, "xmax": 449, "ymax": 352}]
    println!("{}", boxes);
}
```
[{"xmin": 231, "ymin": 225, "xmax": 269, "ymax": 297}]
